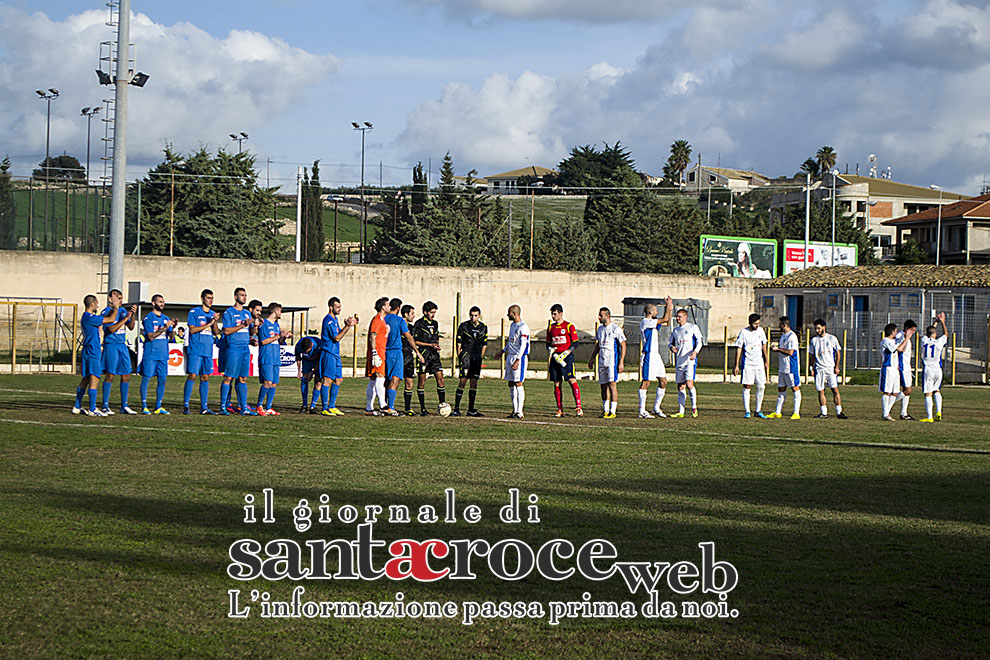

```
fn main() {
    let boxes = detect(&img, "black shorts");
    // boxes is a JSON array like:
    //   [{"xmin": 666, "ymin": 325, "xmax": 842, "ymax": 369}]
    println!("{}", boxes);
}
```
[
  {"xmin": 459, "ymin": 353, "xmax": 483, "ymax": 380},
  {"xmin": 403, "ymin": 352, "xmax": 416, "ymax": 380},
  {"xmin": 549, "ymin": 352, "xmax": 576, "ymax": 382},
  {"xmin": 418, "ymin": 351, "xmax": 444, "ymax": 377}
]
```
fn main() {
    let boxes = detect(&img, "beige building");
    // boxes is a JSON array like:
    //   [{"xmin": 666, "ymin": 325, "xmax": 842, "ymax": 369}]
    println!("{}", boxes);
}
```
[
  {"xmin": 883, "ymin": 193, "xmax": 990, "ymax": 264},
  {"xmin": 484, "ymin": 165, "xmax": 556, "ymax": 195},
  {"xmin": 682, "ymin": 165, "xmax": 770, "ymax": 194}
]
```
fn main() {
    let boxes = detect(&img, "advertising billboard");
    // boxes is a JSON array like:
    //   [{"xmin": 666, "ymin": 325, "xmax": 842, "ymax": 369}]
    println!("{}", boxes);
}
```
[
  {"xmin": 783, "ymin": 241, "xmax": 858, "ymax": 273},
  {"xmin": 699, "ymin": 235, "xmax": 777, "ymax": 279}
]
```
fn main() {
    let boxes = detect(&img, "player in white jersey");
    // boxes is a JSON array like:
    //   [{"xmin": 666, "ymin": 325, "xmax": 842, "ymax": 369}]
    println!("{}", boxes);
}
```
[
  {"xmin": 879, "ymin": 322, "xmax": 914, "ymax": 421},
  {"xmin": 588, "ymin": 307, "xmax": 627, "ymax": 418},
  {"xmin": 769, "ymin": 316, "xmax": 802, "ymax": 419},
  {"xmin": 668, "ymin": 309, "xmax": 704, "ymax": 418},
  {"xmin": 637, "ymin": 296, "xmax": 672, "ymax": 418},
  {"xmin": 809, "ymin": 319, "xmax": 847, "ymax": 419},
  {"xmin": 920, "ymin": 312, "xmax": 948, "ymax": 422},
  {"xmin": 893, "ymin": 319, "xmax": 918, "ymax": 420},
  {"xmin": 734, "ymin": 313, "xmax": 769, "ymax": 418},
  {"xmin": 497, "ymin": 305, "xmax": 530, "ymax": 418}
]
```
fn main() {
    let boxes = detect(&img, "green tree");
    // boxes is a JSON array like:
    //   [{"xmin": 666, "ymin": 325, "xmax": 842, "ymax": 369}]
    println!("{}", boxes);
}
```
[
  {"xmin": 437, "ymin": 152, "xmax": 457, "ymax": 209},
  {"xmin": 816, "ymin": 146, "xmax": 837, "ymax": 177},
  {"xmin": 532, "ymin": 217, "xmax": 595, "ymax": 271},
  {"xmin": 302, "ymin": 160, "xmax": 325, "ymax": 261},
  {"xmin": 555, "ymin": 142, "xmax": 642, "ymax": 192},
  {"xmin": 662, "ymin": 139, "xmax": 692, "ymax": 186},
  {"xmin": 598, "ymin": 193, "xmax": 706, "ymax": 273},
  {"xmin": 411, "ymin": 162, "xmax": 428, "ymax": 215},
  {"xmin": 894, "ymin": 238, "xmax": 929, "ymax": 264},
  {"xmin": 799, "ymin": 158, "xmax": 820, "ymax": 179},
  {"xmin": 33, "ymin": 154, "xmax": 85, "ymax": 181},
  {"xmin": 0, "ymin": 156, "xmax": 14, "ymax": 248}
]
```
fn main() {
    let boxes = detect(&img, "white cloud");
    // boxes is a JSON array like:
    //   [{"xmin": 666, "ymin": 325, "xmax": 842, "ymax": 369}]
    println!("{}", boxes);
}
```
[
  {"xmin": 0, "ymin": 7, "xmax": 337, "ymax": 177},
  {"xmin": 391, "ymin": 0, "xmax": 713, "ymax": 23}
]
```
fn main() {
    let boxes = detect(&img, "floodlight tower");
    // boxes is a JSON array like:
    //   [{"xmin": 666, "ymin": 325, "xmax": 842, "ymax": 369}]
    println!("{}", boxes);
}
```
[{"xmin": 352, "ymin": 121, "xmax": 373, "ymax": 262}]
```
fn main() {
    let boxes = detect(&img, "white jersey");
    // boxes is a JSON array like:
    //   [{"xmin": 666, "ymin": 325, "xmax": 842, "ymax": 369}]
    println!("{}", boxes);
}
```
[
  {"xmin": 880, "ymin": 336, "xmax": 900, "ymax": 394},
  {"xmin": 669, "ymin": 323, "xmax": 704, "ymax": 369},
  {"xmin": 894, "ymin": 331, "xmax": 913, "ymax": 372},
  {"xmin": 597, "ymin": 322, "xmax": 627, "ymax": 368},
  {"xmin": 920, "ymin": 335, "xmax": 947, "ymax": 371},
  {"xmin": 777, "ymin": 330, "xmax": 800, "ymax": 374},
  {"xmin": 639, "ymin": 318, "xmax": 661, "ymax": 358},
  {"xmin": 810, "ymin": 333, "xmax": 840, "ymax": 372},
  {"xmin": 505, "ymin": 321, "xmax": 530, "ymax": 362},
  {"xmin": 735, "ymin": 327, "xmax": 767, "ymax": 372}
]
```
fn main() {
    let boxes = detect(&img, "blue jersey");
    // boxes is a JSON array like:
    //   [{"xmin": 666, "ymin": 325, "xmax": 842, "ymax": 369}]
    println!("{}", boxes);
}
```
[
  {"xmin": 81, "ymin": 311, "xmax": 104, "ymax": 355},
  {"xmin": 384, "ymin": 313, "xmax": 408, "ymax": 352},
  {"xmin": 101, "ymin": 306, "xmax": 129, "ymax": 345},
  {"xmin": 259, "ymin": 319, "xmax": 282, "ymax": 366},
  {"xmin": 223, "ymin": 307, "xmax": 253, "ymax": 348},
  {"xmin": 321, "ymin": 313, "xmax": 342, "ymax": 357},
  {"xmin": 187, "ymin": 306, "xmax": 216, "ymax": 357},
  {"xmin": 295, "ymin": 337, "xmax": 319, "ymax": 363},
  {"xmin": 142, "ymin": 312, "xmax": 171, "ymax": 361}
]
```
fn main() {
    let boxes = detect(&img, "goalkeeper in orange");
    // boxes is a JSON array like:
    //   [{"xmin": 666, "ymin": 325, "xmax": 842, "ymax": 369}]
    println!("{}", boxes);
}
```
[{"xmin": 546, "ymin": 303, "xmax": 583, "ymax": 417}]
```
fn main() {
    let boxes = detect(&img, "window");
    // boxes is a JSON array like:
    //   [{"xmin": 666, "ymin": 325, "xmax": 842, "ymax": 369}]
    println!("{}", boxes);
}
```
[
  {"xmin": 709, "ymin": 175, "xmax": 717, "ymax": 184},
  {"xmin": 688, "ymin": 172, "xmax": 695, "ymax": 182},
  {"xmin": 827, "ymin": 294, "xmax": 839, "ymax": 307},
  {"xmin": 762, "ymin": 296, "xmax": 774, "ymax": 308},
  {"xmin": 890, "ymin": 294, "xmax": 901, "ymax": 306},
  {"xmin": 907, "ymin": 294, "xmax": 920, "ymax": 307}
]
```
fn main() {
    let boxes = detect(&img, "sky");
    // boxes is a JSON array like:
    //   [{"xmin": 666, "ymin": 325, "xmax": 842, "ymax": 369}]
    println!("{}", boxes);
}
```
[{"xmin": 1, "ymin": 0, "xmax": 989, "ymax": 194}]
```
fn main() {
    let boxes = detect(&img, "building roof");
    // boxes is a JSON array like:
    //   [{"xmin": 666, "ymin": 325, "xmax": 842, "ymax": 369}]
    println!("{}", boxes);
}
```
[
  {"xmin": 882, "ymin": 193, "xmax": 990, "ymax": 226},
  {"xmin": 453, "ymin": 175, "xmax": 488, "ymax": 185},
  {"xmin": 704, "ymin": 166, "xmax": 769, "ymax": 182},
  {"xmin": 754, "ymin": 265, "xmax": 990, "ymax": 289},
  {"xmin": 837, "ymin": 175, "xmax": 969, "ymax": 201},
  {"xmin": 485, "ymin": 165, "xmax": 556, "ymax": 180}
]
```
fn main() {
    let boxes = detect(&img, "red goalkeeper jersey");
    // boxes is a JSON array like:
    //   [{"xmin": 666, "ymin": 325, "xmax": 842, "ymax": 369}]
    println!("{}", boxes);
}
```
[{"xmin": 547, "ymin": 320, "xmax": 578, "ymax": 354}]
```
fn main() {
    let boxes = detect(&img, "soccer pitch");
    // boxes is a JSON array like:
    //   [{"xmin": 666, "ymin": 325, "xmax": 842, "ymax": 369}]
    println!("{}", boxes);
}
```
[{"xmin": 1, "ymin": 375, "xmax": 987, "ymax": 659}]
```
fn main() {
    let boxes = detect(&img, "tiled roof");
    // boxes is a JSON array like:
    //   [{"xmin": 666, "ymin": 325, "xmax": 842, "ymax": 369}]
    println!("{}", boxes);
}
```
[
  {"xmin": 485, "ymin": 166, "xmax": 557, "ymax": 179},
  {"xmin": 706, "ymin": 167, "xmax": 769, "ymax": 182},
  {"xmin": 755, "ymin": 265, "xmax": 990, "ymax": 288},
  {"xmin": 838, "ymin": 175, "xmax": 969, "ymax": 201},
  {"xmin": 882, "ymin": 193, "xmax": 990, "ymax": 226}
]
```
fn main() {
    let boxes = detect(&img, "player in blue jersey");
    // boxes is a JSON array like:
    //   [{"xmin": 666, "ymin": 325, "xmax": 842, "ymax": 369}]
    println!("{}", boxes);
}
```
[
  {"xmin": 318, "ymin": 296, "xmax": 357, "ymax": 416},
  {"xmin": 183, "ymin": 289, "xmax": 221, "ymax": 414},
  {"xmin": 256, "ymin": 302, "xmax": 292, "ymax": 416},
  {"xmin": 98, "ymin": 288, "xmax": 137, "ymax": 415},
  {"xmin": 219, "ymin": 287, "xmax": 257, "ymax": 416},
  {"xmin": 295, "ymin": 336, "xmax": 321, "ymax": 413},
  {"xmin": 139, "ymin": 294, "xmax": 176, "ymax": 414},
  {"xmin": 383, "ymin": 298, "xmax": 423, "ymax": 416},
  {"xmin": 73, "ymin": 294, "xmax": 119, "ymax": 416}
]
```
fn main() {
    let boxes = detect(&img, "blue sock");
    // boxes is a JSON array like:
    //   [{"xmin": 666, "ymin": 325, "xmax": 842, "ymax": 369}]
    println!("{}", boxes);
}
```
[
  {"xmin": 199, "ymin": 380, "xmax": 209, "ymax": 410},
  {"xmin": 329, "ymin": 383, "xmax": 340, "ymax": 408},
  {"xmin": 386, "ymin": 388, "xmax": 397, "ymax": 410},
  {"xmin": 321, "ymin": 385, "xmax": 330, "ymax": 410},
  {"xmin": 311, "ymin": 386, "xmax": 321, "ymax": 407},
  {"xmin": 265, "ymin": 386, "xmax": 276, "ymax": 410},
  {"xmin": 257, "ymin": 386, "xmax": 268, "ymax": 409},
  {"xmin": 120, "ymin": 381, "xmax": 130, "ymax": 408},
  {"xmin": 220, "ymin": 382, "xmax": 230, "ymax": 409},
  {"xmin": 75, "ymin": 387, "xmax": 85, "ymax": 408},
  {"xmin": 140, "ymin": 376, "xmax": 151, "ymax": 408},
  {"xmin": 87, "ymin": 388, "xmax": 97, "ymax": 412},
  {"xmin": 156, "ymin": 377, "xmax": 166, "ymax": 409},
  {"xmin": 183, "ymin": 379, "xmax": 194, "ymax": 406},
  {"xmin": 101, "ymin": 381, "xmax": 111, "ymax": 409},
  {"xmin": 301, "ymin": 379, "xmax": 309, "ymax": 407},
  {"xmin": 236, "ymin": 382, "xmax": 247, "ymax": 410}
]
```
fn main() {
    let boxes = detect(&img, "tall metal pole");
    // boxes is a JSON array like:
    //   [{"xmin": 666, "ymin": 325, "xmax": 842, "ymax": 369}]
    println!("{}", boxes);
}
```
[
  {"xmin": 169, "ymin": 166, "xmax": 175, "ymax": 256},
  {"xmin": 830, "ymin": 171, "xmax": 837, "ymax": 267},
  {"xmin": 804, "ymin": 172, "xmax": 811, "ymax": 270},
  {"xmin": 107, "ymin": 0, "xmax": 131, "ymax": 293},
  {"xmin": 935, "ymin": 188, "xmax": 943, "ymax": 266},
  {"xmin": 295, "ymin": 166, "xmax": 303, "ymax": 262},
  {"xmin": 360, "ymin": 128, "xmax": 366, "ymax": 263}
]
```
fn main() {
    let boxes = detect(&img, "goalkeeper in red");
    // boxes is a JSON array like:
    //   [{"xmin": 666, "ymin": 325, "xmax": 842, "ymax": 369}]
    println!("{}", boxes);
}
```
[{"xmin": 546, "ymin": 303, "xmax": 583, "ymax": 417}]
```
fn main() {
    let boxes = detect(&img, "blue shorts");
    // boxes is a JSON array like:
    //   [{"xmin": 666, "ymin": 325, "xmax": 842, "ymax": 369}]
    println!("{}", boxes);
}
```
[
  {"xmin": 385, "ymin": 350, "xmax": 403, "ymax": 381},
  {"xmin": 186, "ymin": 351, "xmax": 214, "ymax": 376},
  {"xmin": 82, "ymin": 351, "xmax": 102, "ymax": 378},
  {"xmin": 217, "ymin": 345, "xmax": 227, "ymax": 373},
  {"xmin": 320, "ymin": 352, "xmax": 342, "ymax": 380},
  {"xmin": 224, "ymin": 347, "xmax": 250, "ymax": 379},
  {"xmin": 140, "ymin": 357, "xmax": 167, "ymax": 378},
  {"xmin": 548, "ymin": 352, "xmax": 576, "ymax": 382},
  {"xmin": 301, "ymin": 358, "xmax": 319, "ymax": 377},
  {"xmin": 101, "ymin": 343, "xmax": 132, "ymax": 375},
  {"xmin": 259, "ymin": 364, "xmax": 280, "ymax": 384}
]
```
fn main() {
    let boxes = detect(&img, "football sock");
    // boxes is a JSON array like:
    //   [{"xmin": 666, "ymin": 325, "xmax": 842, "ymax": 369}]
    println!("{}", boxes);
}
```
[
  {"xmin": 329, "ymin": 383, "xmax": 339, "ymax": 408},
  {"xmin": 678, "ymin": 389, "xmax": 686, "ymax": 414},
  {"xmin": 75, "ymin": 387, "xmax": 85, "ymax": 408},
  {"xmin": 87, "ymin": 388, "xmax": 98, "ymax": 412},
  {"xmin": 755, "ymin": 382, "xmax": 766, "ymax": 412},
  {"xmin": 199, "ymin": 380, "xmax": 209, "ymax": 410},
  {"xmin": 775, "ymin": 392, "xmax": 785, "ymax": 415},
  {"xmin": 454, "ymin": 388, "xmax": 464, "ymax": 410},
  {"xmin": 743, "ymin": 389, "xmax": 751, "ymax": 414},
  {"xmin": 386, "ymin": 388, "xmax": 398, "ymax": 410},
  {"xmin": 554, "ymin": 384, "xmax": 563, "ymax": 410},
  {"xmin": 120, "ymin": 381, "xmax": 129, "ymax": 408},
  {"xmin": 517, "ymin": 387, "xmax": 525, "ymax": 414},
  {"xmin": 653, "ymin": 387, "xmax": 665, "ymax": 412},
  {"xmin": 257, "ymin": 387, "xmax": 267, "ymax": 409},
  {"xmin": 638, "ymin": 389, "xmax": 647, "ymax": 412},
  {"xmin": 311, "ymin": 385, "xmax": 321, "ymax": 408},
  {"xmin": 437, "ymin": 387, "xmax": 446, "ymax": 404},
  {"xmin": 102, "ymin": 381, "xmax": 112, "ymax": 409},
  {"xmin": 820, "ymin": 405, "xmax": 828, "ymax": 415},
  {"xmin": 835, "ymin": 405, "xmax": 843, "ymax": 414},
  {"xmin": 602, "ymin": 399, "xmax": 609, "ymax": 414},
  {"xmin": 220, "ymin": 382, "xmax": 230, "ymax": 410},
  {"xmin": 183, "ymin": 379, "xmax": 194, "ymax": 407},
  {"xmin": 510, "ymin": 386, "xmax": 518, "ymax": 413},
  {"xmin": 933, "ymin": 392, "xmax": 942, "ymax": 413},
  {"xmin": 469, "ymin": 389, "xmax": 477, "ymax": 411},
  {"xmin": 301, "ymin": 379, "xmax": 309, "ymax": 407},
  {"xmin": 365, "ymin": 381, "xmax": 375, "ymax": 410},
  {"xmin": 265, "ymin": 386, "xmax": 276, "ymax": 410},
  {"xmin": 793, "ymin": 390, "xmax": 801, "ymax": 414},
  {"xmin": 901, "ymin": 395, "xmax": 910, "ymax": 417},
  {"xmin": 375, "ymin": 379, "xmax": 386, "ymax": 409},
  {"xmin": 404, "ymin": 389, "xmax": 413, "ymax": 411},
  {"xmin": 235, "ymin": 382, "xmax": 247, "ymax": 410},
  {"xmin": 609, "ymin": 400, "xmax": 617, "ymax": 415},
  {"xmin": 925, "ymin": 395, "xmax": 933, "ymax": 418},
  {"xmin": 570, "ymin": 382, "xmax": 581, "ymax": 408},
  {"xmin": 688, "ymin": 386, "xmax": 697, "ymax": 409},
  {"xmin": 417, "ymin": 388, "xmax": 426, "ymax": 409},
  {"xmin": 140, "ymin": 376, "xmax": 151, "ymax": 408},
  {"xmin": 156, "ymin": 377, "xmax": 166, "ymax": 409}
]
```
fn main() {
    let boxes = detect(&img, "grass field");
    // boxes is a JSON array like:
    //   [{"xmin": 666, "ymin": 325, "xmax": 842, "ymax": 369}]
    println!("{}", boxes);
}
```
[{"xmin": 1, "ymin": 375, "xmax": 987, "ymax": 659}]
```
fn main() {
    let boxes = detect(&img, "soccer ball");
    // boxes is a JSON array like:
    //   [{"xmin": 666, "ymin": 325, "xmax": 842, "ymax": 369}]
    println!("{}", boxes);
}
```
[{"xmin": 438, "ymin": 403, "xmax": 452, "ymax": 417}]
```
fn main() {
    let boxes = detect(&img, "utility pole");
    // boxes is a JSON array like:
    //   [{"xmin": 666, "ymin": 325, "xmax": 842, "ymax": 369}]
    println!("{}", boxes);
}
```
[{"xmin": 107, "ymin": 0, "xmax": 131, "ymax": 293}]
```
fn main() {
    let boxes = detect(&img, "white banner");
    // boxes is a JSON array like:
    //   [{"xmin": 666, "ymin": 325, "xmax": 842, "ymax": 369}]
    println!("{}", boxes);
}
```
[{"xmin": 783, "ymin": 241, "xmax": 858, "ymax": 273}]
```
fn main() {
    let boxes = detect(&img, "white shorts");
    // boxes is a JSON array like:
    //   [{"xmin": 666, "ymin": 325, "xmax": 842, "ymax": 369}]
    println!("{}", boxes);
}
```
[
  {"xmin": 598, "ymin": 361, "xmax": 618, "ymax": 384},
  {"xmin": 504, "ymin": 354, "xmax": 527, "ymax": 382},
  {"xmin": 899, "ymin": 368, "xmax": 913, "ymax": 389},
  {"xmin": 921, "ymin": 367, "xmax": 942, "ymax": 394},
  {"xmin": 740, "ymin": 366, "xmax": 766, "ymax": 386},
  {"xmin": 814, "ymin": 369, "xmax": 838, "ymax": 391},
  {"xmin": 675, "ymin": 362, "xmax": 696, "ymax": 384},
  {"xmin": 640, "ymin": 352, "xmax": 666, "ymax": 381},
  {"xmin": 778, "ymin": 372, "xmax": 800, "ymax": 389},
  {"xmin": 879, "ymin": 366, "xmax": 900, "ymax": 394}
]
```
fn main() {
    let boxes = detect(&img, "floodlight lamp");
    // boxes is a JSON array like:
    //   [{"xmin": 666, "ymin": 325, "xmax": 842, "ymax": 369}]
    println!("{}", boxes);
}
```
[
  {"xmin": 130, "ymin": 72, "xmax": 149, "ymax": 87},
  {"xmin": 95, "ymin": 70, "xmax": 113, "ymax": 85},
  {"xmin": 36, "ymin": 90, "xmax": 45, "ymax": 97},
  {"xmin": 240, "ymin": 132, "xmax": 248, "ymax": 139},
  {"xmin": 49, "ymin": 88, "xmax": 59, "ymax": 96},
  {"xmin": 81, "ymin": 107, "xmax": 91, "ymax": 115},
  {"xmin": 229, "ymin": 134, "xmax": 238, "ymax": 140},
  {"xmin": 929, "ymin": 184, "xmax": 940, "ymax": 191},
  {"xmin": 364, "ymin": 122, "xmax": 373, "ymax": 128},
  {"xmin": 351, "ymin": 122, "xmax": 360, "ymax": 129}
]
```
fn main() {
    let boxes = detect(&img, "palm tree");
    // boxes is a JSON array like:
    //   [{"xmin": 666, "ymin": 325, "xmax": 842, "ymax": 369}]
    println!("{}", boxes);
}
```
[
  {"xmin": 667, "ymin": 139, "xmax": 692, "ymax": 185},
  {"xmin": 816, "ymin": 146, "xmax": 837, "ymax": 176},
  {"xmin": 800, "ymin": 158, "xmax": 820, "ymax": 178}
]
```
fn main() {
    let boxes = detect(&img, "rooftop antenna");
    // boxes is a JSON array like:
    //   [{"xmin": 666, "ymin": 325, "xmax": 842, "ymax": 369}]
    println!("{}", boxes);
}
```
[{"xmin": 868, "ymin": 153, "xmax": 877, "ymax": 178}]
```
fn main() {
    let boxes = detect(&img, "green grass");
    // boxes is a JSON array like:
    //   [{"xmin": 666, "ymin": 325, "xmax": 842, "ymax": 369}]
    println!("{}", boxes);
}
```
[{"xmin": 0, "ymin": 375, "xmax": 987, "ymax": 659}]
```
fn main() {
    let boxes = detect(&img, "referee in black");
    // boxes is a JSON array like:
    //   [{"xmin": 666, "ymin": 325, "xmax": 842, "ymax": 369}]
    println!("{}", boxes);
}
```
[
  {"xmin": 453, "ymin": 306, "xmax": 488, "ymax": 417},
  {"xmin": 412, "ymin": 301, "xmax": 447, "ymax": 415}
]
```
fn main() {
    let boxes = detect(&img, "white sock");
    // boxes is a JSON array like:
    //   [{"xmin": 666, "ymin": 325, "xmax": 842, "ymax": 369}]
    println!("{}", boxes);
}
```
[
  {"xmin": 925, "ymin": 395, "xmax": 933, "ymax": 419},
  {"xmin": 821, "ymin": 404, "xmax": 828, "ymax": 415},
  {"xmin": 602, "ymin": 398, "xmax": 609, "ymax": 414},
  {"xmin": 793, "ymin": 390, "xmax": 801, "ymax": 415},
  {"xmin": 775, "ymin": 392, "xmax": 785, "ymax": 415},
  {"xmin": 678, "ymin": 389, "xmax": 686, "ymax": 414},
  {"xmin": 883, "ymin": 395, "xmax": 894, "ymax": 417},
  {"xmin": 755, "ymin": 383, "xmax": 766, "ymax": 412},
  {"xmin": 835, "ymin": 404, "xmax": 842, "ymax": 414},
  {"xmin": 365, "ymin": 380, "xmax": 375, "ymax": 410},
  {"xmin": 511, "ymin": 386, "xmax": 518, "ymax": 413},
  {"xmin": 517, "ymin": 387, "xmax": 525, "ymax": 414},
  {"xmin": 901, "ymin": 395, "xmax": 910, "ymax": 417},
  {"xmin": 933, "ymin": 392, "xmax": 942, "ymax": 413},
  {"xmin": 743, "ymin": 389, "xmax": 751, "ymax": 413},
  {"xmin": 653, "ymin": 387, "xmax": 665, "ymax": 412},
  {"xmin": 609, "ymin": 400, "xmax": 617, "ymax": 414},
  {"xmin": 688, "ymin": 387, "xmax": 697, "ymax": 409},
  {"xmin": 375, "ymin": 379, "xmax": 386, "ymax": 408},
  {"xmin": 638, "ymin": 389, "xmax": 647, "ymax": 413}
]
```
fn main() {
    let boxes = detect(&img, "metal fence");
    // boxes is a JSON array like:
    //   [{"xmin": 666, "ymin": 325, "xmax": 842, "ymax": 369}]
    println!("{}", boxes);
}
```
[{"xmin": 0, "ymin": 299, "xmax": 78, "ymax": 373}]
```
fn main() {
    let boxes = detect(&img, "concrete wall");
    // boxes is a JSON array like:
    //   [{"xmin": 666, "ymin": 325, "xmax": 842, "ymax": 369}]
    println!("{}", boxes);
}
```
[{"xmin": 0, "ymin": 252, "xmax": 757, "ymax": 337}]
